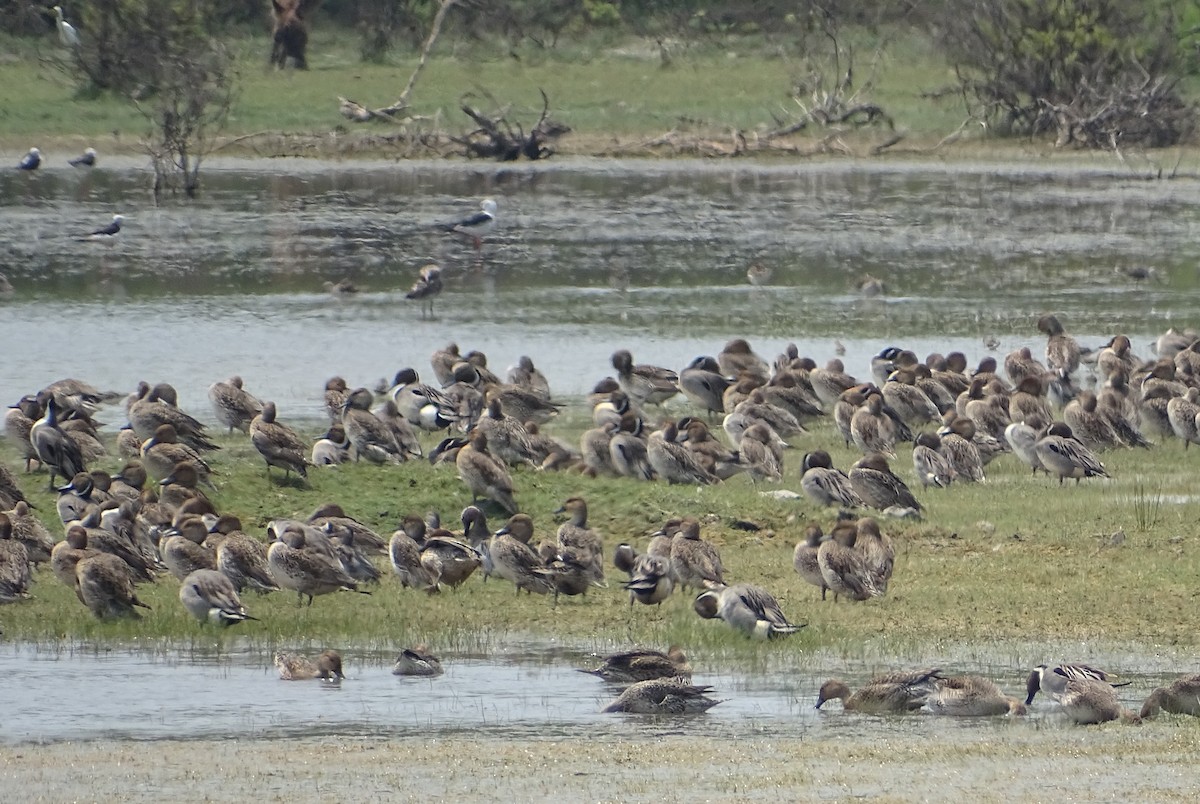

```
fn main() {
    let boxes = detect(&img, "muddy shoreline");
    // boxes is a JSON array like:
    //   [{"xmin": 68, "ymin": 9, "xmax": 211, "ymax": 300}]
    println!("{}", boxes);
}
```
[{"xmin": 3, "ymin": 729, "xmax": 1196, "ymax": 802}]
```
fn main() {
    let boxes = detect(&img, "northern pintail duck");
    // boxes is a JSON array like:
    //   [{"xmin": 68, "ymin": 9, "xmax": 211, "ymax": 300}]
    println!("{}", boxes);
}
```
[
  {"xmin": 3, "ymin": 501, "xmax": 54, "ymax": 565},
  {"xmin": 1095, "ymin": 334, "xmax": 1136, "ymax": 386},
  {"xmin": 1063, "ymin": 391, "xmax": 1123, "ymax": 451},
  {"xmin": 0, "ymin": 513, "xmax": 33, "ymax": 603},
  {"xmin": 250, "ymin": 402, "xmax": 310, "ymax": 481},
  {"xmin": 179, "ymin": 568, "xmax": 257, "ymax": 626},
  {"xmin": 389, "ymin": 368, "xmax": 458, "ymax": 431},
  {"xmin": 811, "ymin": 359, "xmax": 859, "ymax": 408},
  {"xmin": 311, "ymin": 424, "xmax": 351, "ymax": 466},
  {"xmin": 268, "ymin": 527, "xmax": 369, "ymax": 605},
  {"xmin": 159, "ymin": 461, "xmax": 214, "ymax": 513},
  {"xmin": 56, "ymin": 471, "xmax": 99, "ymax": 524},
  {"xmin": 208, "ymin": 376, "xmax": 262, "ymax": 434},
  {"xmin": 127, "ymin": 383, "xmax": 218, "ymax": 451},
  {"xmin": 392, "ymin": 644, "xmax": 443, "ymax": 677},
  {"xmin": 420, "ymin": 529, "xmax": 482, "ymax": 589},
  {"xmin": 850, "ymin": 393, "xmax": 898, "ymax": 457},
  {"xmin": 1004, "ymin": 422, "xmax": 1044, "ymax": 474},
  {"xmin": 1059, "ymin": 678, "xmax": 1139, "ymax": 725},
  {"xmin": 591, "ymin": 388, "xmax": 632, "ymax": 429},
  {"xmin": 308, "ymin": 503, "xmax": 386, "ymax": 555},
  {"xmin": 29, "ymin": 395, "xmax": 87, "ymax": 489},
  {"xmin": 456, "ymin": 430, "xmax": 519, "ymax": 514},
  {"xmin": 926, "ymin": 675, "xmax": 1026, "ymax": 717},
  {"xmin": 6, "ymin": 395, "xmax": 41, "ymax": 471},
  {"xmin": 678, "ymin": 418, "xmax": 742, "ymax": 481},
  {"xmin": 51, "ymin": 525, "xmax": 98, "ymax": 591},
  {"xmin": 1038, "ymin": 314, "xmax": 1082, "ymax": 375},
  {"xmin": 1139, "ymin": 674, "xmax": 1200, "ymax": 719},
  {"xmin": 375, "ymin": 400, "xmax": 423, "ymax": 460},
  {"xmin": 648, "ymin": 421, "xmax": 717, "ymax": 485},
  {"xmin": 1033, "ymin": 423, "xmax": 1109, "ymax": 484},
  {"xmin": 555, "ymin": 497, "xmax": 604, "ymax": 583},
  {"xmin": 141, "ymin": 424, "xmax": 214, "ymax": 485},
  {"xmin": 849, "ymin": 453, "xmax": 922, "ymax": 513},
  {"xmin": 579, "ymin": 420, "xmax": 617, "ymax": 476},
  {"xmin": 476, "ymin": 396, "xmax": 539, "ymax": 467},
  {"xmin": 489, "ymin": 385, "xmax": 562, "ymax": 426},
  {"xmin": 1008, "ymin": 376, "xmax": 1052, "ymax": 432},
  {"xmin": 489, "ymin": 514, "xmax": 552, "ymax": 595},
  {"xmin": 214, "ymin": 525, "xmax": 279, "ymax": 594},
  {"xmin": 816, "ymin": 668, "xmax": 943, "ymax": 713},
  {"xmin": 793, "ymin": 524, "xmax": 829, "ymax": 599},
  {"xmin": 601, "ymin": 678, "xmax": 721, "ymax": 714},
  {"xmin": 1024, "ymin": 662, "xmax": 1127, "ymax": 705},
  {"xmin": 938, "ymin": 417, "xmax": 986, "ymax": 481},
  {"xmin": 726, "ymin": 423, "xmax": 776, "ymax": 484},
  {"xmin": 580, "ymin": 646, "xmax": 692, "ymax": 683},
  {"xmin": 912, "ymin": 432, "xmax": 953, "ymax": 488},
  {"xmin": 730, "ymin": 391, "xmax": 804, "ymax": 442},
  {"xmin": 1166, "ymin": 387, "xmax": 1200, "ymax": 448},
  {"xmin": 1155, "ymin": 327, "xmax": 1197, "ymax": 359},
  {"xmin": 388, "ymin": 515, "xmax": 438, "ymax": 592},
  {"xmin": 855, "ymin": 517, "xmax": 894, "ymax": 595},
  {"xmin": 678, "ymin": 356, "xmax": 732, "ymax": 416},
  {"xmin": 506, "ymin": 355, "xmax": 552, "ymax": 401},
  {"xmin": 693, "ymin": 583, "xmax": 804, "ymax": 639},
  {"xmin": 428, "ymin": 342, "xmax": 461, "ymax": 387},
  {"xmin": 536, "ymin": 547, "xmax": 601, "ymax": 604},
  {"xmin": 718, "ymin": 338, "xmax": 770, "ymax": 384},
  {"xmin": 609, "ymin": 413, "xmax": 654, "ymax": 481},
  {"xmin": 275, "ymin": 650, "xmax": 345, "ymax": 681},
  {"xmin": 611, "ymin": 349, "xmax": 678, "ymax": 407},
  {"xmin": 882, "ymin": 369, "xmax": 940, "ymax": 426},
  {"xmin": 669, "ymin": 517, "xmax": 724, "ymax": 590},
  {"xmin": 322, "ymin": 376, "xmax": 350, "ymax": 422},
  {"xmin": 621, "ymin": 548, "xmax": 674, "ymax": 608},
  {"xmin": 1003, "ymin": 347, "xmax": 1048, "ymax": 388},
  {"xmin": 763, "ymin": 371, "xmax": 823, "ymax": 421},
  {"xmin": 75, "ymin": 552, "xmax": 152, "ymax": 619},
  {"xmin": 406, "ymin": 264, "xmax": 443, "ymax": 318},
  {"xmin": 340, "ymin": 387, "xmax": 405, "ymax": 464},
  {"xmin": 817, "ymin": 530, "xmax": 878, "ymax": 602},
  {"xmin": 799, "ymin": 450, "xmax": 863, "ymax": 508},
  {"xmin": 161, "ymin": 515, "xmax": 217, "ymax": 580}
]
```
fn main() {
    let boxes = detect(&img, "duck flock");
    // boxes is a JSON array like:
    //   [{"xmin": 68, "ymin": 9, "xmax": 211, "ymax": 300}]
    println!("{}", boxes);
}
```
[{"xmin": 3, "ymin": 312, "xmax": 1200, "ymax": 720}]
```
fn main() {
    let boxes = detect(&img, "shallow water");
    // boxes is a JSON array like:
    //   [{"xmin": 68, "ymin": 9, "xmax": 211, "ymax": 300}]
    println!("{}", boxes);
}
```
[
  {"xmin": 1, "ymin": 158, "xmax": 1196, "ymax": 420},
  {"xmin": 0, "ymin": 641, "xmax": 1185, "ymax": 746}
]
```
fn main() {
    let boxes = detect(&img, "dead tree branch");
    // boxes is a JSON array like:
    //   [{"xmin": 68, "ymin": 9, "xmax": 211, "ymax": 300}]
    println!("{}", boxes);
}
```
[{"xmin": 335, "ymin": 0, "xmax": 459, "ymax": 122}]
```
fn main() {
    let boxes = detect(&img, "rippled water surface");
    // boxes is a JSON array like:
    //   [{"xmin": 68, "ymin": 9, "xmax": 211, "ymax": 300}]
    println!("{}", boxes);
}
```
[
  {"xmin": 2, "ymin": 157, "xmax": 1197, "ymax": 418},
  {"xmin": 1, "ymin": 641, "xmax": 1188, "ymax": 745}
]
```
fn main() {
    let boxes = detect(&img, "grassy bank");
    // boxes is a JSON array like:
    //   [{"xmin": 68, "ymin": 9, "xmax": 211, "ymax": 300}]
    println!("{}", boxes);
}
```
[
  {"xmin": 0, "ymin": 28, "xmax": 981, "ymax": 159},
  {"xmin": 3, "ymin": 410, "xmax": 1199, "ymax": 654}
]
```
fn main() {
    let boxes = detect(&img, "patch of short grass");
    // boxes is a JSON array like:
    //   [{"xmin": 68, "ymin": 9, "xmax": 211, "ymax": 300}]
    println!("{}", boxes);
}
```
[{"xmin": 4, "ymin": 407, "xmax": 1200, "ymax": 656}]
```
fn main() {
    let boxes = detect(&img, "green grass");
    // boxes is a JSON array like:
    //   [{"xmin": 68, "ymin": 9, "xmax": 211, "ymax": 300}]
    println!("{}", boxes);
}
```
[
  {"xmin": 0, "ymin": 26, "xmax": 992, "ymax": 158},
  {"xmin": 5, "ymin": 410, "xmax": 1200, "ymax": 656}
]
